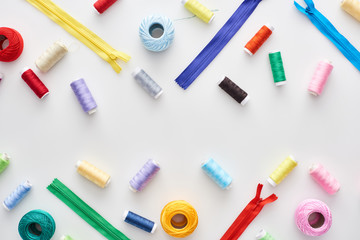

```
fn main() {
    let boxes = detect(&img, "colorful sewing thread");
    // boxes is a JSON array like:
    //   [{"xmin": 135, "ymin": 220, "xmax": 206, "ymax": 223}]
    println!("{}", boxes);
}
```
[
  {"xmin": 309, "ymin": 163, "xmax": 340, "ymax": 195},
  {"xmin": 70, "ymin": 78, "xmax": 97, "ymax": 114},
  {"xmin": 139, "ymin": 15, "xmax": 175, "ymax": 52},
  {"xmin": 3, "ymin": 180, "xmax": 32, "ymax": 211},
  {"xmin": 269, "ymin": 51, "xmax": 286, "ymax": 86},
  {"xmin": 129, "ymin": 159, "xmax": 160, "ymax": 192},
  {"xmin": 0, "ymin": 153, "xmax": 10, "ymax": 174},
  {"xmin": 0, "ymin": 27, "xmax": 24, "ymax": 62},
  {"xmin": 219, "ymin": 76, "xmax": 249, "ymax": 106},
  {"xmin": 201, "ymin": 158, "xmax": 232, "ymax": 189},
  {"xmin": 18, "ymin": 209, "xmax": 56, "ymax": 240},
  {"xmin": 181, "ymin": 0, "xmax": 215, "ymax": 23},
  {"xmin": 61, "ymin": 235, "xmax": 74, "ymax": 240},
  {"xmin": 94, "ymin": 0, "xmax": 117, "ymax": 14},
  {"xmin": 132, "ymin": 67, "xmax": 163, "ymax": 99},
  {"xmin": 244, "ymin": 24, "xmax": 274, "ymax": 56},
  {"xmin": 160, "ymin": 200, "xmax": 198, "ymax": 238},
  {"xmin": 308, "ymin": 60, "xmax": 333, "ymax": 96},
  {"xmin": 268, "ymin": 155, "xmax": 297, "ymax": 187},
  {"xmin": 295, "ymin": 199, "xmax": 332, "ymax": 236},
  {"xmin": 256, "ymin": 229, "xmax": 276, "ymax": 240},
  {"xmin": 35, "ymin": 40, "xmax": 68, "ymax": 73},
  {"xmin": 341, "ymin": 0, "xmax": 360, "ymax": 22},
  {"xmin": 123, "ymin": 210, "xmax": 157, "ymax": 233},
  {"xmin": 76, "ymin": 160, "xmax": 111, "ymax": 188},
  {"xmin": 21, "ymin": 67, "xmax": 49, "ymax": 99}
]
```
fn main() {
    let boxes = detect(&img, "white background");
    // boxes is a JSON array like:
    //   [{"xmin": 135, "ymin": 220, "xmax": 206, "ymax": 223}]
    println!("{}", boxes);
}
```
[{"xmin": 1, "ymin": 0, "xmax": 360, "ymax": 239}]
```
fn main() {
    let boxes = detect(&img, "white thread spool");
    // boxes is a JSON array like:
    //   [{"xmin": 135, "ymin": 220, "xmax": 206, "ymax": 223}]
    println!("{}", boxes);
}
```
[{"xmin": 35, "ymin": 41, "xmax": 68, "ymax": 72}]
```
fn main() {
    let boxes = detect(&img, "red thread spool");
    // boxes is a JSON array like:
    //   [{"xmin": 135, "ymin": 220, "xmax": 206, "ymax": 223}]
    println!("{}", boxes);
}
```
[
  {"xmin": 0, "ymin": 27, "xmax": 24, "ymax": 62},
  {"xmin": 244, "ymin": 24, "xmax": 274, "ymax": 56},
  {"xmin": 94, "ymin": 0, "xmax": 118, "ymax": 14},
  {"xmin": 21, "ymin": 68, "xmax": 49, "ymax": 99}
]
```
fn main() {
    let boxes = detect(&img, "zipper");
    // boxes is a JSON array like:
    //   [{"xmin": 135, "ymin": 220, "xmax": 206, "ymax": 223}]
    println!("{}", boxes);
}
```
[
  {"xmin": 48, "ymin": 179, "xmax": 130, "ymax": 240},
  {"xmin": 26, "ymin": 0, "xmax": 130, "ymax": 73}
]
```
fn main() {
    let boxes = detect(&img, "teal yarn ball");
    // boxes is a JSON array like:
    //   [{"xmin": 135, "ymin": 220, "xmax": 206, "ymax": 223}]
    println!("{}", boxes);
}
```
[{"xmin": 18, "ymin": 210, "xmax": 56, "ymax": 240}]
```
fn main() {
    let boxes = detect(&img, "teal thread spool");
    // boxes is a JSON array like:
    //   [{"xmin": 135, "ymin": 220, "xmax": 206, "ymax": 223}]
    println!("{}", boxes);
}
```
[
  {"xmin": 256, "ymin": 229, "xmax": 276, "ymax": 240},
  {"xmin": 0, "ymin": 153, "xmax": 10, "ymax": 174},
  {"xmin": 18, "ymin": 209, "xmax": 56, "ymax": 240},
  {"xmin": 269, "ymin": 51, "xmax": 286, "ymax": 86}
]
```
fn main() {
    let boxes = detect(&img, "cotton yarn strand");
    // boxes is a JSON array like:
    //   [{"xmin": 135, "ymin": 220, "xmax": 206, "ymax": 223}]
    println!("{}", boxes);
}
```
[
  {"xmin": 341, "ymin": 0, "xmax": 360, "ymax": 21},
  {"xmin": 94, "ymin": 0, "xmax": 117, "ymax": 14},
  {"xmin": 18, "ymin": 209, "xmax": 56, "ymax": 240},
  {"xmin": 21, "ymin": 67, "xmax": 49, "ymax": 99},
  {"xmin": 3, "ymin": 180, "xmax": 32, "ymax": 210},
  {"xmin": 35, "ymin": 41, "xmax": 68, "ymax": 72},
  {"xmin": 76, "ymin": 160, "xmax": 111, "ymax": 188},
  {"xmin": 309, "ymin": 163, "xmax": 340, "ymax": 194},
  {"xmin": 201, "ymin": 158, "xmax": 232, "ymax": 189},
  {"xmin": 244, "ymin": 24, "xmax": 274, "ymax": 55},
  {"xmin": 129, "ymin": 159, "xmax": 160, "ymax": 192},
  {"xmin": 308, "ymin": 60, "xmax": 333, "ymax": 96},
  {"xmin": 256, "ymin": 229, "xmax": 276, "ymax": 240},
  {"xmin": 0, "ymin": 27, "xmax": 24, "ymax": 62}
]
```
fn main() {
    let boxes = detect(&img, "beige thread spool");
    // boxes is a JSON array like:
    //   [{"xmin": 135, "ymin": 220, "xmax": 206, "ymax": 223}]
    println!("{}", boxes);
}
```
[
  {"xmin": 35, "ymin": 41, "xmax": 68, "ymax": 72},
  {"xmin": 341, "ymin": 0, "xmax": 360, "ymax": 21},
  {"xmin": 76, "ymin": 160, "xmax": 111, "ymax": 188}
]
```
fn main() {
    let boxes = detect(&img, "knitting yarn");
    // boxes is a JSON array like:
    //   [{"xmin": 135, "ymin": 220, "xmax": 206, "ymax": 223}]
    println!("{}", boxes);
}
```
[{"xmin": 0, "ymin": 27, "xmax": 24, "ymax": 62}]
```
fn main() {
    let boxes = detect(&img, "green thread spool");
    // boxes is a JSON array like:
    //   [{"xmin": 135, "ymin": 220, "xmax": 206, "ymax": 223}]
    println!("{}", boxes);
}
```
[
  {"xmin": 0, "ymin": 153, "xmax": 10, "ymax": 174},
  {"xmin": 18, "ymin": 209, "xmax": 56, "ymax": 240},
  {"xmin": 256, "ymin": 229, "xmax": 276, "ymax": 240},
  {"xmin": 61, "ymin": 235, "xmax": 74, "ymax": 240},
  {"xmin": 269, "ymin": 51, "xmax": 286, "ymax": 86}
]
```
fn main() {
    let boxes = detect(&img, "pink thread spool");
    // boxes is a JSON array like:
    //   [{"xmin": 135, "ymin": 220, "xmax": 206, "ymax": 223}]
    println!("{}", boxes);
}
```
[
  {"xmin": 309, "ymin": 163, "xmax": 340, "ymax": 195},
  {"xmin": 308, "ymin": 60, "xmax": 333, "ymax": 96},
  {"xmin": 295, "ymin": 199, "xmax": 332, "ymax": 236}
]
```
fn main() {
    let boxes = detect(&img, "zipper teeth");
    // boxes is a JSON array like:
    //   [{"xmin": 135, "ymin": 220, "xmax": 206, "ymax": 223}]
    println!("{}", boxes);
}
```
[{"xmin": 229, "ymin": 201, "xmax": 259, "ymax": 239}]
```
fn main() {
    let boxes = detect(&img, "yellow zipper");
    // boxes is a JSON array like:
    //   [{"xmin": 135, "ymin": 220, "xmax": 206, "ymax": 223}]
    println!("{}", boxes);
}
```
[{"xmin": 26, "ymin": 0, "xmax": 130, "ymax": 73}]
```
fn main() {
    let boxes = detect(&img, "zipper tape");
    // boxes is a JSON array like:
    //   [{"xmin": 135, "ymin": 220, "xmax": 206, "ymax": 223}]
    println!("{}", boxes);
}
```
[
  {"xmin": 175, "ymin": 0, "xmax": 262, "ymax": 90},
  {"xmin": 26, "ymin": 0, "xmax": 130, "ymax": 73},
  {"xmin": 220, "ymin": 184, "xmax": 278, "ymax": 240},
  {"xmin": 294, "ymin": 0, "xmax": 360, "ymax": 72},
  {"xmin": 47, "ymin": 178, "xmax": 130, "ymax": 240}
]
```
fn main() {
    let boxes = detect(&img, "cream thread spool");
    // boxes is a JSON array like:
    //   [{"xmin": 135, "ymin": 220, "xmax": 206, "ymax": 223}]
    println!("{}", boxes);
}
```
[
  {"xmin": 268, "ymin": 155, "xmax": 298, "ymax": 187},
  {"xmin": 181, "ymin": 0, "xmax": 215, "ymax": 23},
  {"xmin": 76, "ymin": 160, "xmax": 111, "ymax": 188},
  {"xmin": 35, "ymin": 41, "xmax": 68, "ymax": 72},
  {"xmin": 341, "ymin": 0, "xmax": 360, "ymax": 21}
]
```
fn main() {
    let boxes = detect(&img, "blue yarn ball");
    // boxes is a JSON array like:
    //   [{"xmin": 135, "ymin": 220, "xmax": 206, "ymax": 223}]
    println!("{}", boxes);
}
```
[
  {"xmin": 18, "ymin": 209, "xmax": 56, "ymax": 240},
  {"xmin": 139, "ymin": 15, "xmax": 175, "ymax": 52}
]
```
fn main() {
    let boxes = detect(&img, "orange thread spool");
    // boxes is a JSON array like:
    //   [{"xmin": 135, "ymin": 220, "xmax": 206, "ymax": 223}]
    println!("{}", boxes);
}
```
[{"xmin": 244, "ymin": 24, "xmax": 274, "ymax": 56}]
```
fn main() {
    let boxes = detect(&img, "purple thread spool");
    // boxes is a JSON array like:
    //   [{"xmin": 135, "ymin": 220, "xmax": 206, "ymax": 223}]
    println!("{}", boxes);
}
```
[
  {"xmin": 129, "ymin": 159, "xmax": 160, "ymax": 192},
  {"xmin": 70, "ymin": 78, "xmax": 97, "ymax": 114}
]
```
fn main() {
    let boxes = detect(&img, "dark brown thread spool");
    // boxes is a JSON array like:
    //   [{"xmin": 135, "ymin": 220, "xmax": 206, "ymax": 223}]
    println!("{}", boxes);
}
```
[{"xmin": 218, "ymin": 76, "xmax": 249, "ymax": 106}]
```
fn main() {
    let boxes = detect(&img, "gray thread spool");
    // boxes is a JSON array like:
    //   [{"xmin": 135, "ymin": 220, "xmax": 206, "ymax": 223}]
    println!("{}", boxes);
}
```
[{"xmin": 132, "ymin": 67, "xmax": 163, "ymax": 99}]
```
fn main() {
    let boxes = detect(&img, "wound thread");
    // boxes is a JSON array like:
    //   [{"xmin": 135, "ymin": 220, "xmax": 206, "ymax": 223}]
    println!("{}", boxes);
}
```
[
  {"xmin": 309, "ymin": 163, "xmax": 340, "ymax": 195},
  {"xmin": 0, "ymin": 153, "xmax": 10, "ymax": 174},
  {"xmin": 341, "ymin": 0, "xmax": 360, "ymax": 21},
  {"xmin": 76, "ymin": 160, "xmax": 111, "ymax": 188},
  {"xmin": 181, "ymin": 0, "xmax": 215, "ymax": 23},
  {"xmin": 268, "ymin": 155, "xmax": 298, "ymax": 187},
  {"xmin": 94, "ymin": 0, "xmax": 117, "ymax": 14},
  {"xmin": 35, "ymin": 40, "xmax": 68, "ymax": 72},
  {"xmin": 70, "ymin": 78, "xmax": 97, "ymax": 114},
  {"xmin": 219, "ymin": 76, "xmax": 249, "ymax": 106},
  {"xmin": 0, "ymin": 27, "xmax": 24, "ymax": 62},
  {"xmin": 3, "ymin": 180, "xmax": 32, "ymax": 210},
  {"xmin": 256, "ymin": 229, "xmax": 276, "ymax": 240},
  {"xmin": 21, "ymin": 67, "xmax": 49, "ymax": 99},
  {"xmin": 244, "ymin": 24, "xmax": 274, "ymax": 55},
  {"xmin": 132, "ymin": 68, "xmax": 163, "ymax": 99},
  {"xmin": 201, "ymin": 158, "xmax": 232, "ymax": 189},
  {"xmin": 123, "ymin": 210, "xmax": 157, "ymax": 233},
  {"xmin": 308, "ymin": 60, "xmax": 333, "ymax": 96},
  {"xmin": 129, "ymin": 159, "xmax": 160, "ymax": 192},
  {"xmin": 269, "ymin": 51, "xmax": 286, "ymax": 86}
]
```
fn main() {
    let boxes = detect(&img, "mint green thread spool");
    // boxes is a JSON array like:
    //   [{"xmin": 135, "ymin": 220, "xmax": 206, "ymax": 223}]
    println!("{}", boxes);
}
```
[
  {"xmin": 18, "ymin": 209, "xmax": 56, "ymax": 240},
  {"xmin": 0, "ymin": 153, "xmax": 10, "ymax": 174},
  {"xmin": 256, "ymin": 229, "xmax": 276, "ymax": 240},
  {"xmin": 269, "ymin": 51, "xmax": 286, "ymax": 86},
  {"xmin": 61, "ymin": 235, "xmax": 74, "ymax": 240}
]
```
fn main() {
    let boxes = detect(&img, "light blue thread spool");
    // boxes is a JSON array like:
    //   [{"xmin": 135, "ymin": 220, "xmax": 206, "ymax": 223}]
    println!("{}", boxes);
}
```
[
  {"xmin": 139, "ymin": 15, "xmax": 175, "ymax": 52},
  {"xmin": 18, "ymin": 209, "xmax": 56, "ymax": 240},
  {"xmin": 3, "ymin": 180, "xmax": 32, "ymax": 210},
  {"xmin": 201, "ymin": 158, "xmax": 232, "ymax": 189}
]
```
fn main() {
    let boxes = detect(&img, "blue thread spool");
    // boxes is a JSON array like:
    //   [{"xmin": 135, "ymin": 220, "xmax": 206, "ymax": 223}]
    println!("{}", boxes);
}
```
[
  {"xmin": 123, "ymin": 210, "xmax": 157, "ymax": 233},
  {"xmin": 18, "ymin": 209, "xmax": 56, "ymax": 240},
  {"xmin": 3, "ymin": 180, "xmax": 32, "ymax": 210},
  {"xmin": 201, "ymin": 158, "xmax": 232, "ymax": 189},
  {"xmin": 139, "ymin": 15, "xmax": 175, "ymax": 52}
]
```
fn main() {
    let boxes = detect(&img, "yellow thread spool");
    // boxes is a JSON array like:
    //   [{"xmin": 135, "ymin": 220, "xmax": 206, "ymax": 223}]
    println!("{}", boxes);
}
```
[
  {"xmin": 76, "ymin": 160, "xmax": 111, "ymax": 188},
  {"xmin": 267, "ymin": 155, "xmax": 298, "ymax": 187},
  {"xmin": 341, "ymin": 0, "xmax": 360, "ymax": 22},
  {"xmin": 181, "ymin": 0, "xmax": 215, "ymax": 23},
  {"xmin": 160, "ymin": 200, "xmax": 198, "ymax": 238}
]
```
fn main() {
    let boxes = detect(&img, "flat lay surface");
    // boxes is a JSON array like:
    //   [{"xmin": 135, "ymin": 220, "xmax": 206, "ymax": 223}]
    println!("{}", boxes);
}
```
[{"xmin": 1, "ymin": 0, "xmax": 360, "ymax": 239}]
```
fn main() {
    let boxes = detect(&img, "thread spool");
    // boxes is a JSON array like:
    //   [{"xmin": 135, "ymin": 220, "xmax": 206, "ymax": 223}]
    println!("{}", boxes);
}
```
[
  {"xmin": 132, "ymin": 67, "xmax": 163, "ymax": 99},
  {"xmin": 268, "ymin": 155, "xmax": 298, "ymax": 187},
  {"xmin": 160, "ymin": 200, "xmax": 198, "ymax": 238},
  {"xmin": 18, "ymin": 209, "xmax": 56, "ymax": 240},
  {"xmin": 269, "ymin": 51, "xmax": 286, "ymax": 86},
  {"xmin": 244, "ymin": 24, "xmax": 274, "ymax": 56},
  {"xmin": 76, "ymin": 160, "xmax": 111, "ymax": 188},
  {"xmin": 341, "ymin": 0, "xmax": 360, "ymax": 21},
  {"xmin": 3, "ymin": 180, "xmax": 32, "ymax": 210},
  {"xmin": 256, "ymin": 229, "xmax": 276, "ymax": 240},
  {"xmin": 309, "ymin": 163, "xmax": 340, "ymax": 194},
  {"xmin": 61, "ymin": 235, "xmax": 74, "ymax": 240},
  {"xmin": 94, "ymin": 0, "xmax": 117, "ymax": 14},
  {"xmin": 201, "ymin": 158, "xmax": 232, "ymax": 189},
  {"xmin": 123, "ymin": 210, "xmax": 157, "ymax": 233},
  {"xmin": 308, "ymin": 60, "xmax": 333, "ymax": 96},
  {"xmin": 295, "ymin": 199, "xmax": 332, "ymax": 236},
  {"xmin": 139, "ymin": 15, "xmax": 175, "ymax": 52},
  {"xmin": 21, "ymin": 67, "xmax": 49, "ymax": 99},
  {"xmin": 129, "ymin": 159, "xmax": 160, "ymax": 192},
  {"xmin": 181, "ymin": 0, "xmax": 215, "ymax": 23},
  {"xmin": 35, "ymin": 41, "xmax": 68, "ymax": 73},
  {"xmin": 219, "ymin": 76, "xmax": 249, "ymax": 106},
  {"xmin": 0, "ymin": 153, "xmax": 10, "ymax": 174},
  {"xmin": 0, "ymin": 72, "xmax": 3, "ymax": 82},
  {"xmin": 0, "ymin": 27, "xmax": 24, "ymax": 62},
  {"xmin": 70, "ymin": 78, "xmax": 97, "ymax": 114}
]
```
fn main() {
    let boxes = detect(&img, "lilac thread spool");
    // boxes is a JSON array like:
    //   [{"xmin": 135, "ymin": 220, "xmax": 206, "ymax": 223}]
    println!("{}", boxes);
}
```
[
  {"xmin": 3, "ymin": 180, "xmax": 32, "ymax": 210},
  {"xmin": 129, "ymin": 159, "xmax": 160, "ymax": 192},
  {"xmin": 70, "ymin": 78, "xmax": 97, "ymax": 114}
]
